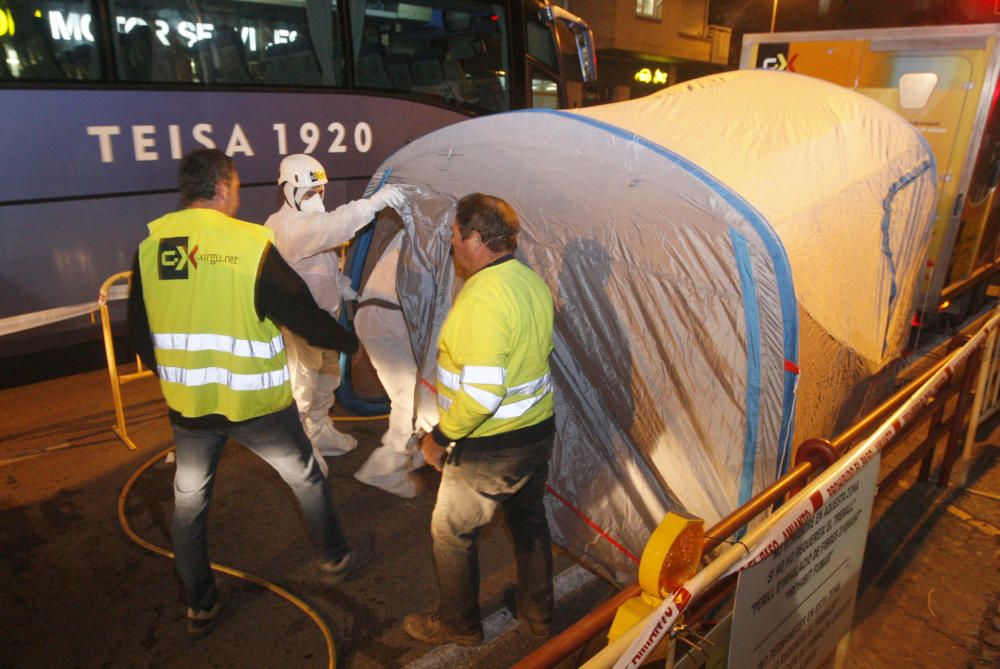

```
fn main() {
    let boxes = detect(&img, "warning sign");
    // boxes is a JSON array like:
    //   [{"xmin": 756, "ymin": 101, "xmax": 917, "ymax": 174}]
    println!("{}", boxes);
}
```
[{"xmin": 728, "ymin": 453, "xmax": 879, "ymax": 669}]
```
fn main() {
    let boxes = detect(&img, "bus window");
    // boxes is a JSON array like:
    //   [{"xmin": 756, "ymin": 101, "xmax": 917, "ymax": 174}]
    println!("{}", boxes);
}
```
[
  {"xmin": 350, "ymin": 0, "xmax": 509, "ymax": 112},
  {"xmin": 0, "ymin": 1, "xmax": 102, "ymax": 81},
  {"xmin": 109, "ymin": 0, "xmax": 345, "ymax": 86}
]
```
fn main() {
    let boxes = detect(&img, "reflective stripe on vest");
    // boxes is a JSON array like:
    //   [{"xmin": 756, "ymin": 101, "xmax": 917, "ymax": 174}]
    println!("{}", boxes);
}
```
[
  {"xmin": 152, "ymin": 333, "xmax": 285, "ymax": 359},
  {"xmin": 438, "ymin": 364, "xmax": 552, "ymax": 418},
  {"xmin": 158, "ymin": 365, "xmax": 290, "ymax": 391},
  {"xmin": 462, "ymin": 365, "xmax": 506, "ymax": 385}
]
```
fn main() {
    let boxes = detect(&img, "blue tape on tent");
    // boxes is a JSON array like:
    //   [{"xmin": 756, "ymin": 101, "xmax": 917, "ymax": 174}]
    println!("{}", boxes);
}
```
[
  {"xmin": 879, "ymin": 158, "xmax": 934, "ymax": 356},
  {"xmin": 730, "ymin": 229, "xmax": 761, "ymax": 537},
  {"xmin": 335, "ymin": 169, "xmax": 394, "ymax": 416},
  {"xmin": 521, "ymin": 108, "xmax": 800, "ymax": 481}
]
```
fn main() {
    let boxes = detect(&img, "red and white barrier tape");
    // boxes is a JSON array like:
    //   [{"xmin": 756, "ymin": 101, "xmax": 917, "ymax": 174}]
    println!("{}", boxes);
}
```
[{"xmin": 0, "ymin": 284, "xmax": 129, "ymax": 338}]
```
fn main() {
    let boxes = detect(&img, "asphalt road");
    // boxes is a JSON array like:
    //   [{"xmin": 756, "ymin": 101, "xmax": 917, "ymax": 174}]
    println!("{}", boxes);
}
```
[
  {"xmin": 0, "ymin": 368, "xmax": 616, "ymax": 668},
  {"xmin": 3, "ymin": 361, "xmax": 999, "ymax": 668}
]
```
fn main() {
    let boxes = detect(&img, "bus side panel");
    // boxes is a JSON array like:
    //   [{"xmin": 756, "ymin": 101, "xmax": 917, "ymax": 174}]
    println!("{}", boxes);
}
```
[
  {"xmin": 0, "ymin": 196, "xmax": 159, "ymax": 316},
  {"xmin": 0, "ymin": 90, "xmax": 467, "ymax": 202},
  {"xmin": 0, "ymin": 90, "xmax": 466, "ymax": 331}
]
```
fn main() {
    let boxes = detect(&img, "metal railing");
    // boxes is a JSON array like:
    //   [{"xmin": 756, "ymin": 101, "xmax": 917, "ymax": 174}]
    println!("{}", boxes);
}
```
[
  {"xmin": 517, "ymin": 307, "xmax": 998, "ymax": 668},
  {"xmin": 98, "ymin": 271, "xmax": 154, "ymax": 451}
]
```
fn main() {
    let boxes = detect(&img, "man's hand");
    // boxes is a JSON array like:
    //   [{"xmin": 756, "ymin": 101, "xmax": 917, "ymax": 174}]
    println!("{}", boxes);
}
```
[{"xmin": 420, "ymin": 432, "xmax": 447, "ymax": 472}]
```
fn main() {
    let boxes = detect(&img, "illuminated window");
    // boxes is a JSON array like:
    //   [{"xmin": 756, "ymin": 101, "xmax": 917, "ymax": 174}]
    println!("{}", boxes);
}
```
[
  {"xmin": 636, "ymin": 0, "xmax": 663, "ymax": 20},
  {"xmin": 109, "ymin": 0, "xmax": 345, "ymax": 86},
  {"xmin": 0, "ymin": 1, "xmax": 102, "ymax": 81}
]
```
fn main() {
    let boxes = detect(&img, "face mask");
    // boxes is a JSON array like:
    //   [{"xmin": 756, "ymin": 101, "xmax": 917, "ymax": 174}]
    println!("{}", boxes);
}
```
[{"xmin": 299, "ymin": 195, "xmax": 325, "ymax": 213}]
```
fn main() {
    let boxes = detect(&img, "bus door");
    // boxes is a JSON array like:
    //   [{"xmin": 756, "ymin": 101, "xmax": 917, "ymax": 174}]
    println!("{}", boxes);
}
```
[
  {"xmin": 521, "ymin": 0, "xmax": 596, "ymax": 109},
  {"xmin": 521, "ymin": 0, "xmax": 562, "ymax": 109}
]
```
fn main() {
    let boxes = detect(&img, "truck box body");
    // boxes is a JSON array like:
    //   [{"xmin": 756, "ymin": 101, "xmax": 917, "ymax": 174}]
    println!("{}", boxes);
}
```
[{"xmin": 741, "ymin": 25, "xmax": 1000, "ymax": 314}]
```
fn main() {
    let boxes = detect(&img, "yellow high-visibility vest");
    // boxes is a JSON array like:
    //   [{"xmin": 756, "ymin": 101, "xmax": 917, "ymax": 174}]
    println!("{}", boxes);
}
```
[
  {"xmin": 138, "ymin": 208, "xmax": 292, "ymax": 420},
  {"xmin": 436, "ymin": 258, "xmax": 554, "ymax": 439}
]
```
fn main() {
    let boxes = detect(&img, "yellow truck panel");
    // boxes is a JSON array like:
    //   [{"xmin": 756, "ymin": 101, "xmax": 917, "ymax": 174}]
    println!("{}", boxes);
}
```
[{"xmin": 741, "ymin": 26, "xmax": 1000, "ymax": 315}]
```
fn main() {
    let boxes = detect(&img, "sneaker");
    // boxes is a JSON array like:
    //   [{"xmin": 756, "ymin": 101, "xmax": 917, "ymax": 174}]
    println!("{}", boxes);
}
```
[
  {"xmin": 403, "ymin": 612, "xmax": 484, "ymax": 647},
  {"xmin": 187, "ymin": 578, "xmax": 231, "ymax": 637},
  {"xmin": 503, "ymin": 585, "xmax": 551, "ymax": 639},
  {"xmin": 319, "ymin": 535, "xmax": 374, "ymax": 585}
]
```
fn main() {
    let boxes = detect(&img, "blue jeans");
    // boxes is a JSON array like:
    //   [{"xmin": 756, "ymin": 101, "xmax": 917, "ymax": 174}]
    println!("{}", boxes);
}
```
[
  {"xmin": 431, "ymin": 434, "xmax": 555, "ymax": 634},
  {"xmin": 170, "ymin": 404, "xmax": 348, "ymax": 611}
]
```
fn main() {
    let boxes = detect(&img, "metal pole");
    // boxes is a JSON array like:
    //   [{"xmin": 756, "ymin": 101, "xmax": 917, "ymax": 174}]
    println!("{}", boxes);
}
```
[
  {"xmin": 770, "ymin": 0, "xmax": 779, "ymax": 33},
  {"xmin": 960, "ymin": 324, "xmax": 997, "ymax": 484}
]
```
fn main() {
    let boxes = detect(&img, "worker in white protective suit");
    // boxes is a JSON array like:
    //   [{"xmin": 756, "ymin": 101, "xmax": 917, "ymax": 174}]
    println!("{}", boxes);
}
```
[
  {"xmin": 353, "ymin": 229, "xmax": 437, "ymax": 498},
  {"xmin": 265, "ymin": 154, "xmax": 405, "ymax": 476}
]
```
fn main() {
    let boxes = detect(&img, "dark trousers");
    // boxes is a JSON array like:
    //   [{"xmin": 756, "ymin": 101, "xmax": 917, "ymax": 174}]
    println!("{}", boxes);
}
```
[
  {"xmin": 170, "ymin": 404, "xmax": 348, "ymax": 611},
  {"xmin": 430, "ymin": 433, "xmax": 555, "ymax": 633}
]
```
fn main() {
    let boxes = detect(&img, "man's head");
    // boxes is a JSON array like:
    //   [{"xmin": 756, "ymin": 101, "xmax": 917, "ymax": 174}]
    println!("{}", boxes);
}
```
[
  {"xmin": 450, "ymin": 193, "xmax": 519, "ymax": 275},
  {"xmin": 278, "ymin": 154, "xmax": 328, "ymax": 212},
  {"xmin": 178, "ymin": 148, "xmax": 240, "ymax": 216}
]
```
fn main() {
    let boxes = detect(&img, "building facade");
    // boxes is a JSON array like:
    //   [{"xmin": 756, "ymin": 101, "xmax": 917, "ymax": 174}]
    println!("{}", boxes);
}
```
[{"xmin": 563, "ymin": 0, "xmax": 730, "ymax": 103}]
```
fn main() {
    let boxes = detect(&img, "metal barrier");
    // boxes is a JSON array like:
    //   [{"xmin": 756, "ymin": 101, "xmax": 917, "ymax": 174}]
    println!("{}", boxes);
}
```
[
  {"xmin": 98, "ymin": 271, "xmax": 154, "ymax": 451},
  {"xmin": 518, "ymin": 306, "xmax": 999, "ymax": 668},
  {"xmin": 960, "ymin": 321, "xmax": 1000, "ymax": 485}
]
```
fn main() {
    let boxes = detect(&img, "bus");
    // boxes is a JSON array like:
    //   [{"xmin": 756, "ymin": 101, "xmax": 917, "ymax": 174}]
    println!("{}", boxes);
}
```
[{"xmin": 0, "ymin": 0, "xmax": 595, "ymax": 368}]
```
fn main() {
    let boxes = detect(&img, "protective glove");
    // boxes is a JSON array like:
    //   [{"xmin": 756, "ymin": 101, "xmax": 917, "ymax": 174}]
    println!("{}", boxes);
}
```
[
  {"xmin": 368, "ymin": 185, "xmax": 406, "ymax": 212},
  {"xmin": 337, "ymin": 273, "xmax": 358, "ymax": 301}
]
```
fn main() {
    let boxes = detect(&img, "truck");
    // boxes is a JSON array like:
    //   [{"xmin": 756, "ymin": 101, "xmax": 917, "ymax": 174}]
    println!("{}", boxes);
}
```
[{"xmin": 740, "ymin": 24, "xmax": 1000, "ymax": 327}]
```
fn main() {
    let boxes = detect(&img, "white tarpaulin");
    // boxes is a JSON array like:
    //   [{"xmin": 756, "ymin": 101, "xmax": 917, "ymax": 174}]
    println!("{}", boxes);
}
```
[{"xmin": 357, "ymin": 70, "xmax": 935, "ymax": 583}]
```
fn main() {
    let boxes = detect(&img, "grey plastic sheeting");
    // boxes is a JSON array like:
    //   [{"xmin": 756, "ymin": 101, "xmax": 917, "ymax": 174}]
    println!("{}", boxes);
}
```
[{"xmin": 365, "ymin": 70, "xmax": 936, "ymax": 584}]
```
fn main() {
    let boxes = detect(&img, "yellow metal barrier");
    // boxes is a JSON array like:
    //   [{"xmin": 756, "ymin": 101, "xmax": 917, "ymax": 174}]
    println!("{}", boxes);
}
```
[{"xmin": 98, "ymin": 271, "xmax": 154, "ymax": 451}]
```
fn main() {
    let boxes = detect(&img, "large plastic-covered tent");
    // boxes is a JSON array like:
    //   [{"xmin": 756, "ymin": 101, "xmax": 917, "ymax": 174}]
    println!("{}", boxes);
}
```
[{"xmin": 356, "ymin": 70, "xmax": 935, "ymax": 583}]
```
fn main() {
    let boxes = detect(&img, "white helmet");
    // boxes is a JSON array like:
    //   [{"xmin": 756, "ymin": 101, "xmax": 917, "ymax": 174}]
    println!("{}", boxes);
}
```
[{"xmin": 278, "ymin": 154, "xmax": 328, "ymax": 210}]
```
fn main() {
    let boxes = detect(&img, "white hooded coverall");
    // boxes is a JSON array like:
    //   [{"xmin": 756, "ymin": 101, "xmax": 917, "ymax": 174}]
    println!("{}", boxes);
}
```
[
  {"xmin": 353, "ymin": 230, "xmax": 436, "ymax": 498},
  {"xmin": 265, "ymin": 197, "xmax": 382, "ymax": 474}
]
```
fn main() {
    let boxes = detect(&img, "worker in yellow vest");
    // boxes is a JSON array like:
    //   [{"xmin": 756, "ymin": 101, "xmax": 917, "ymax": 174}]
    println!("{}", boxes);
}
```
[
  {"xmin": 128, "ymin": 149, "xmax": 372, "ymax": 637},
  {"xmin": 404, "ymin": 194, "xmax": 556, "ymax": 646}
]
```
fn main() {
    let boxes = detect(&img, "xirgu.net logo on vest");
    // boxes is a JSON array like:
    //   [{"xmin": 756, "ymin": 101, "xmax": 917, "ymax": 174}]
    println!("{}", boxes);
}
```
[{"xmin": 158, "ymin": 237, "xmax": 239, "ymax": 280}]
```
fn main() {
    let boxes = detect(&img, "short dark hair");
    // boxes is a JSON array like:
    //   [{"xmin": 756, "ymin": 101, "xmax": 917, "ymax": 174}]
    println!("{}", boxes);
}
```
[
  {"xmin": 178, "ymin": 149, "xmax": 234, "ymax": 206},
  {"xmin": 455, "ymin": 193, "xmax": 519, "ymax": 253}
]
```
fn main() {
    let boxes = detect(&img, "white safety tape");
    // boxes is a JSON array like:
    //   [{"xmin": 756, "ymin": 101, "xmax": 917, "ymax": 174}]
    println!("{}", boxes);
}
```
[
  {"xmin": 609, "ymin": 309, "xmax": 1000, "ymax": 669},
  {"xmin": 0, "ymin": 285, "xmax": 129, "ymax": 338}
]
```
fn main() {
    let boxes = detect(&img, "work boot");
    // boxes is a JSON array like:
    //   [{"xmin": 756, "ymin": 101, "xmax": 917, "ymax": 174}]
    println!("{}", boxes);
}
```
[
  {"xmin": 319, "ymin": 535, "xmax": 373, "ymax": 585},
  {"xmin": 404, "ymin": 612, "xmax": 484, "ymax": 647},
  {"xmin": 503, "ymin": 585, "xmax": 551, "ymax": 639},
  {"xmin": 187, "ymin": 578, "xmax": 232, "ymax": 637}
]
